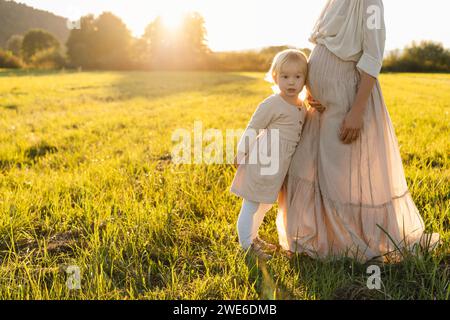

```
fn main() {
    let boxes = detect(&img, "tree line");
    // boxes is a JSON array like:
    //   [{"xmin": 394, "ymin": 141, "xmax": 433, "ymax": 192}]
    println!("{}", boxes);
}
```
[
  {"xmin": 0, "ymin": 10, "xmax": 449, "ymax": 73},
  {"xmin": 383, "ymin": 41, "xmax": 450, "ymax": 73}
]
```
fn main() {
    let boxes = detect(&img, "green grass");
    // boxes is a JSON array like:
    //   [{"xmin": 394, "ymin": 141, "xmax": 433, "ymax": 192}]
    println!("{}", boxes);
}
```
[{"xmin": 0, "ymin": 69, "xmax": 449, "ymax": 299}]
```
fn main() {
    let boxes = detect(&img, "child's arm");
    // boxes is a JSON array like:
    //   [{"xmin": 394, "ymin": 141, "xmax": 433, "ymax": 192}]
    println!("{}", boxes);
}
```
[
  {"xmin": 234, "ymin": 131, "xmax": 258, "ymax": 167},
  {"xmin": 306, "ymin": 91, "xmax": 326, "ymax": 113},
  {"xmin": 234, "ymin": 101, "xmax": 276, "ymax": 168}
]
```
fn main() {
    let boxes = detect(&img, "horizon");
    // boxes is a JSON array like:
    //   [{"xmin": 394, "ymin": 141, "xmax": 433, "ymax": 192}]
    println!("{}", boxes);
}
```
[{"xmin": 7, "ymin": 0, "xmax": 450, "ymax": 52}]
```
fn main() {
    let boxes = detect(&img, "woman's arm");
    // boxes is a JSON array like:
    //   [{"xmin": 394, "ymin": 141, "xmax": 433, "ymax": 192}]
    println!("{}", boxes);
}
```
[
  {"xmin": 340, "ymin": 0, "xmax": 386, "ymax": 144},
  {"xmin": 340, "ymin": 70, "xmax": 376, "ymax": 144}
]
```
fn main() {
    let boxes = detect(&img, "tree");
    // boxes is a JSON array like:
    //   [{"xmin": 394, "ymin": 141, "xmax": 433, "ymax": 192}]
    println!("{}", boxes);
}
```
[
  {"xmin": 383, "ymin": 41, "xmax": 450, "ymax": 73},
  {"xmin": 142, "ymin": 16, "xmax": 164, "ymax": 67},
  {"xmin": 6, "ymin": 35, "xmax": 23, "ymax": 57},
  {"xmin": 21, "ymin": 29, "xmax": 60, "ymax": 62},
  {"xmin": 66, "ymin": 12, "xmax": 132, "ymax": 69},
  {"xmin": 180, "ymin": 12, "xmax": 210, "ymax": 55},
  {"xmin": 130, "ymin": 37, "xmax": 151, "ymax": 69},
  {"xmin": 405, "ymin": 41, "xmax": 450, "ymax": 71},
  {"xmin": 0, "ymin": 48, "xmax": 23, "ymax": 68},
  {"xmin": 66, "ymin": 15, "xmax": 97, "ymax": 69},
  {"xmin": 30, "ymin": 48, "xmax": 67, "ymax": 69},
  {"xmin": 178, "ymin": 12, "xmax": 211, "ymax": 68},
  {"xmin": 142, "ymin": 12, "xmax": 210, "ymax": 70},
  {"xmin": 94, "ymin": 12, "xmax": 132, "ymax": 69}
]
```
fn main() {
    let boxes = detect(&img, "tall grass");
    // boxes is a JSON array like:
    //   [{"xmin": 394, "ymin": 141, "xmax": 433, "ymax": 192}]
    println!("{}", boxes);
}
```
[{"xmin": 0, "ymin": 70, "xmax": 448, "ymax": 299}]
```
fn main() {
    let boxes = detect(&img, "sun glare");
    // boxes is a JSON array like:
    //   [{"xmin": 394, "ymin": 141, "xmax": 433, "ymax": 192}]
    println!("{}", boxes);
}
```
[
  {"xmin": 160, "ymin": 9, "xmax": 186, "ymax": 30},
  {"xmin": 299, "ymin": 87, "xmax": 307, "ymax": 101}
]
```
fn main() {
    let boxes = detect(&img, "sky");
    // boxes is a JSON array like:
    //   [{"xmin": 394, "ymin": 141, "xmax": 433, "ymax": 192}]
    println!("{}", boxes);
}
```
[{"xmin": 12, "ymin": 0, "xmax": 450, "ymax": 52}]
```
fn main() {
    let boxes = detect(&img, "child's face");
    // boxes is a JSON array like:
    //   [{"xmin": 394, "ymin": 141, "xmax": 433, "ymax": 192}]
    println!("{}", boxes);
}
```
[{"xmin": 275, "ymin": 61, "xmax": 306, "ymax": 98}]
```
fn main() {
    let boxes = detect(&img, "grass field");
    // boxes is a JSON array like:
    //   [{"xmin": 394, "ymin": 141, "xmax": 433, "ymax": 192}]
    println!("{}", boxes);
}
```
[{"xmin": 0, "ymin": 69, "xmax": 449, "ymax": 300}]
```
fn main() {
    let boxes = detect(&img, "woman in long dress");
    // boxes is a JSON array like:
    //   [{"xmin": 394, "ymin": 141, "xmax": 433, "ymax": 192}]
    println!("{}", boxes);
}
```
[{"xmin": 276, "ymin": 0, "xmax": 439, "ymax": 262}]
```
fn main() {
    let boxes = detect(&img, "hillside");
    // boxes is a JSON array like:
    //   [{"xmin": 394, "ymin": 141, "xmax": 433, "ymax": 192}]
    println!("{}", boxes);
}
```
[{"xmin": 0, "ymin": 0, "xmax": 69, "ymax": 47}]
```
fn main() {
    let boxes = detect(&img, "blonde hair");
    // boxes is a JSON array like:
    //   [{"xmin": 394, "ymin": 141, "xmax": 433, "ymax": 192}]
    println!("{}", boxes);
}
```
[{"xmin": 264, "ymin": 49, "xmax": 308, "ymax": 84}]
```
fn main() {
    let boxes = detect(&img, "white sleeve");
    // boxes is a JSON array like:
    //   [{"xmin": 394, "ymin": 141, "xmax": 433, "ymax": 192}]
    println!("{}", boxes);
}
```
[
  {"xmin": 356, "ymin": 0, "xmax": 386, "ymax": 78},
  {"xmin": 236, "ymin": 101, "xmax": 276, "ymax": 162},
  {"xmin": 247, "ymin": 101, "xmax": 276, "ymax": 130},
  {"xmin": 236, "ymin": 128, "xmax": 258, "ymax": 163}
]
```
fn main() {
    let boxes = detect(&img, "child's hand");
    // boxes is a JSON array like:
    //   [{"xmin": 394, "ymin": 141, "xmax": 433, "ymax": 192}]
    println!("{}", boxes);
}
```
[
  {"xmin": 233, "ymin": 155, "xmax": 239, "ymax": 169},
  {"xmin": 306, "ymin": 92, "xmax": 326, "ymax": 113}
]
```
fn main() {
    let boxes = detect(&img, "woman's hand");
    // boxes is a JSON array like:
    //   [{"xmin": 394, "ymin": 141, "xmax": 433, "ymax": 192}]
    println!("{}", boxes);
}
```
[
  {"xmin": 340, "ymin": 110, "xmax": 363, "ymax": 144},
  {"xmin": 339, "ymin": 70, "xmax": 377, "ymax": 144},
  {"xmin": 306, "ymin": 92, "xmax": 326, "ymax": 113}
]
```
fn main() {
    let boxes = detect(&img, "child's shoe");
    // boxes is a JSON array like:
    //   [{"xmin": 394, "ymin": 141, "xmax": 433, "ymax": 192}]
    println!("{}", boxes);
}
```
[
  {"xmin": 249, "ymin": 242, "xmax": 272, "ymax": 261},
  {"xmin": 254, "ymin": 236, "xmax": 278, "ymax": 252}
]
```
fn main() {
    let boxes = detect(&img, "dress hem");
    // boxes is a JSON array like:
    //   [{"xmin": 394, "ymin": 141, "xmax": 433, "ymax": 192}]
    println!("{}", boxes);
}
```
[{"xmin": 230, "ymin": 187, "xmax": 277, "ymax": 205}]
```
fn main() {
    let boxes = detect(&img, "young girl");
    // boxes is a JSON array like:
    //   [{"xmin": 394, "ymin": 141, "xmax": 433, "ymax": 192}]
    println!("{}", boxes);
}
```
[{"xmin": 230, "ymin": 49, "xmax": 308, "ymax": 260}]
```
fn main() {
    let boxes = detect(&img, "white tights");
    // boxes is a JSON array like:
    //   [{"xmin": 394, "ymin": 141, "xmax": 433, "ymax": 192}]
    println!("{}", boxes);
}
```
[{"xmin": 236, "ymin": 199, "xmax": 273, "ymax": 250}]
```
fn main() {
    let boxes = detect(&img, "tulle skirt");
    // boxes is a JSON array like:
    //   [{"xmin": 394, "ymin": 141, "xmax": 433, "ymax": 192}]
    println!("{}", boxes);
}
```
[{"xmin": 276, "ymin": 44, "xmax": 439, "ymax": 262}]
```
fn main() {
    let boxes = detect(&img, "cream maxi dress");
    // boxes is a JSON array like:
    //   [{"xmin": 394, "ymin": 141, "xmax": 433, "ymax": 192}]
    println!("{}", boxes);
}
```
[
  {"xmin": 230, "ymin": 94, "xmax": 306, "ymax": 204},
  {"xmin": 276, "ymin": 0, "xmax": 439, "ymax": 262}
]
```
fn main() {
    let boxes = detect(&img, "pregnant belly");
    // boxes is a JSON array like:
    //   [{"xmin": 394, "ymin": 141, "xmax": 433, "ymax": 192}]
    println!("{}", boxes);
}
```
[{"xmin": 306, "ymin": 45, "xmax": 360, "ymax": 114}]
